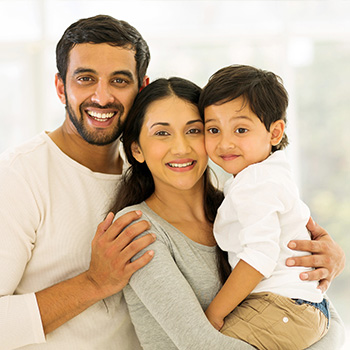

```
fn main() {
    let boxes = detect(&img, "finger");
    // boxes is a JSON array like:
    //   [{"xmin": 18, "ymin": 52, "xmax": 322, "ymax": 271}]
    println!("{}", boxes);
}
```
[
  {"xmin": 105, "ymin": 210, "xmax": 143, "ymax": 240},
  {"xmin": 317, "ymin": 279, "xmax": 330, "ymax": 293},
  {"xmin": 287, "ymin": 239, "xmax": 322, "ymax": 253},
  {"xmin": 306, "ymin": 217, "xmax": 327, "ymax": 240},
  {"xmin": 113, "ymin": 220, "xmax": 152, "ymax": 249},
  {"xmin": 306, "ymin": 216, "xmax": 316, "ymax": 231},
  {"xmin": 125, "ymin": 250, "xmax": 155, "ymax": 276},
  {"xmin": 299, "ymin": 267, "xmax": 329, "ymax": 282},
  {"xmin": 286, "ymin": 254, "xmax": 325, "ymax": 269},
  {"xmin": 118, "ymin": 232, "xmax": 156, "ymax": 261},
  {"xmin": 94, "ymin": 212, "xmax": 115, "ymax": 240}
]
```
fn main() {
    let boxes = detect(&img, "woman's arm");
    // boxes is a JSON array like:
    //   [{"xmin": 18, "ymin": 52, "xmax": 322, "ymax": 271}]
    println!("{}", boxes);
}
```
[
  {"xmin": 125, "ymin": 230, "xmax": 254, "ymax": 350},
  {"xmin": 286, "ymin": 218, "xmax": 345, "ymax": 292}
]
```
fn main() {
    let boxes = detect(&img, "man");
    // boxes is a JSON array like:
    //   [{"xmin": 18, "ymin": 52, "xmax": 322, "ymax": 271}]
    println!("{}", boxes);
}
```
[
  {"xmin": 0, "ymin": 14, "xmax": 345, "ymax": 350},
  {"xmin": 0, "ymin": 15, "xmax": 153, "ymax": 349}
]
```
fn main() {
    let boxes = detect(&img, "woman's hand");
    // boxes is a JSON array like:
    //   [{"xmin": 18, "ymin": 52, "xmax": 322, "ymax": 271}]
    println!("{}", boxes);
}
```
[{"xmin": 286, "ymin": 217, "xmax": 345, "ymax": 292}]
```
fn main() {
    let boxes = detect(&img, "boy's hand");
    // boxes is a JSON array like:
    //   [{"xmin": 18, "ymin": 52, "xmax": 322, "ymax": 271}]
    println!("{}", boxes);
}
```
[{"xmin": 205, "ymin": 309, "xmax": 224, "ymax": 331}]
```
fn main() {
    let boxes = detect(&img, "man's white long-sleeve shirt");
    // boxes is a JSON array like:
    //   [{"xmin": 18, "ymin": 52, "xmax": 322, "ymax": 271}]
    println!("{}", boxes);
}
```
[{"xmin": 0, "ymin": 132, "xmax": 141, "ymax": 350}]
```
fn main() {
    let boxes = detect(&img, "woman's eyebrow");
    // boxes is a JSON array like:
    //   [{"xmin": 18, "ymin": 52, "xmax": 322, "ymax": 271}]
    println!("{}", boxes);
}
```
[
  {"xmin": 187, "ymin": 119, "xmax": 203, "ymax": 125},
  {"xmin": 150, "ymin": 119, "xmax": 203, "ymax": 129},
  {"xmin": 150, "ymin": 122, "xmax": 170, "ymax": 128}
]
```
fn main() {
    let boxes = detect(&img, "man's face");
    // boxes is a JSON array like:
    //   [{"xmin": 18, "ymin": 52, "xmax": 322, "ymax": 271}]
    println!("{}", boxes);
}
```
[{"xmin": 59, "ymin": 43, "xmax": 142, "ymax": 145}]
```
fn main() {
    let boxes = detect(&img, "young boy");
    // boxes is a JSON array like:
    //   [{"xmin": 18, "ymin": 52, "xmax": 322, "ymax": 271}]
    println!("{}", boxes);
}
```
[{"xmin": 198, "ymin": 65, "xmax": 329, "ymax": 349}]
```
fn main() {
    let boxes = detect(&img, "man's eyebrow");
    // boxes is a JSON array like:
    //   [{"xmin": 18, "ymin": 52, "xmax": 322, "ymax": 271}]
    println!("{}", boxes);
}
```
[
  {"xmin": 112, "ymin": 70, "xmax": 135, "ymax": 81},
  {"xmin": 73, "ymin": 68, "xmax": 135, "ymax": 82},
  {"xmin": 73, "ymin": 68, "xmax": 96, "ymax": 76}
]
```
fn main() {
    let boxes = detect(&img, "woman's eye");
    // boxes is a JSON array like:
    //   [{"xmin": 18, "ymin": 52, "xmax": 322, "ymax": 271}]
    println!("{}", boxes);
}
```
[
  {"xmin": 207, "ymin": 127, "xmax": 220, "ymax": 134},
  {"xmin": 187, "ymin": 128, "xmax": 201, "ymax": 134},
  {"xmin": 235, "ymin": 128, "xmax": 248, "ymax": 134},
  {"xmin": 155, "ymin": 131, "xmax": 170, "ymax": 136}
]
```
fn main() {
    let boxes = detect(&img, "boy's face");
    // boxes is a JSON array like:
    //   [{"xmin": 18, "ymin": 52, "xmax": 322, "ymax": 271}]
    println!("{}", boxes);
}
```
[{"xmin": 204, "ymin": 96, "xmax": 274, "ymax": 176}]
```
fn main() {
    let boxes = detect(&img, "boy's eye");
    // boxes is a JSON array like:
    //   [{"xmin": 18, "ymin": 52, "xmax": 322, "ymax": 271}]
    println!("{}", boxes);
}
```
[
  {"xmin": 207, "ymin": 127, "xmax": 220, "ymax": 134},
  {"xmin": 235, "ymin": 128, "xmax": 248, "ymax": 134}
]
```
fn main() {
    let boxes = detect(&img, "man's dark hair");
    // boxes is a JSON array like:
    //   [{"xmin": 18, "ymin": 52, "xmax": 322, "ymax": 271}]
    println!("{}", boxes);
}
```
[{"xmin": 56, "ymin": 14, "xmax": 150, "ymax": 87}]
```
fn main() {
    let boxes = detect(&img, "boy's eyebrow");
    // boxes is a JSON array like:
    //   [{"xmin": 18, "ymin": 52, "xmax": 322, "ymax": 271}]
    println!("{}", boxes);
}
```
[
  {"xmin": 73, "ymin": 68, "xmax": 135, "ymax": 81},
  {"xmin": 205, "ymin": 115, "xmax": 252, "ymax": 123}
]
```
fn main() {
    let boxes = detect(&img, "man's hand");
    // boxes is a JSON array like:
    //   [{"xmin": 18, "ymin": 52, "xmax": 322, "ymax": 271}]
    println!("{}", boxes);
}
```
[
  {"xmin": 36, "ymin": 210, "xmax": 155, "ymax": 335},
  {"xmin": 286, "ymin": 217, "xmax": 345, "ymax": 292},
  {"xmin": 86, "ymin": 210, "xmax": 155, "ymax": 298}
]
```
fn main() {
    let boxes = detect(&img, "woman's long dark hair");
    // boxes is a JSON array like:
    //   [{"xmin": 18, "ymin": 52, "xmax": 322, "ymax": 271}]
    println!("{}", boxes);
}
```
[{"xmin": 111, "ymin": 77, "xmax": 230, "ymax": 283}]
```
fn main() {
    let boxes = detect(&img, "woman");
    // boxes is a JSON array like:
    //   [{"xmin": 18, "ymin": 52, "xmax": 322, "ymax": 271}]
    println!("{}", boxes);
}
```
[{"xmin": 112, "ymin": 77, "xmax": 344, "ymax": 349}]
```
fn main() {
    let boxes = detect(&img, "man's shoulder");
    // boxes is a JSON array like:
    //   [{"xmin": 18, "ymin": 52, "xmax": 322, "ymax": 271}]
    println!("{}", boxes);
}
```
[{"xmin": 0, "ymin": 132, "xmax": 48, "ymax": 167}]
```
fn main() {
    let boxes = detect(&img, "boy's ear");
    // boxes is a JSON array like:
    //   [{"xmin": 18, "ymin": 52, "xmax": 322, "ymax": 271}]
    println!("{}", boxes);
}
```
[
  {"xmin": 131, "ymin": 142, "xmax": 145, "ymax": 163},
  {"xmin": 270, "ymin": 120, "xmax": 285, "ymax": 146}
]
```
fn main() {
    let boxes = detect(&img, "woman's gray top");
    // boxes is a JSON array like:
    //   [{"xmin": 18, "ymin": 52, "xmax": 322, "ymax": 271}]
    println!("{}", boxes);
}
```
[{"xmin": 117, "ymin": 202, "xmax": 344, "ymax": 350}]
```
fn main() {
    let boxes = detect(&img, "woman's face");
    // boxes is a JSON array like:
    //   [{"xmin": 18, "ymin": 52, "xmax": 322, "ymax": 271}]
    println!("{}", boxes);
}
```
[{"xmin": 132, "ymin": 95, "xmax": 208, "ymax": 193}]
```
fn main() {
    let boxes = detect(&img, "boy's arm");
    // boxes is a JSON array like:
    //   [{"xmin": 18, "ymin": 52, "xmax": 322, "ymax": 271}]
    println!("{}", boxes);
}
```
[{"xmin": 205, "ymin": 259, "xmax": 263, "ymax": 330}]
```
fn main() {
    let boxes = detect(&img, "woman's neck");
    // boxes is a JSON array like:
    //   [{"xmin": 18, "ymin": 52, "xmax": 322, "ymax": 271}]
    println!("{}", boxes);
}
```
[{"xmin": 146, "ymin": 183, "xmax": 216, "ymax": 246}]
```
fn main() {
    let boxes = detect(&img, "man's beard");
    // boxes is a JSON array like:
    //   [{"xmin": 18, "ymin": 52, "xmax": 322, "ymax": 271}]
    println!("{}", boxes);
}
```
[{"xmin": 65, "ymin": 94, "xmax": 125, "ymax": 146}]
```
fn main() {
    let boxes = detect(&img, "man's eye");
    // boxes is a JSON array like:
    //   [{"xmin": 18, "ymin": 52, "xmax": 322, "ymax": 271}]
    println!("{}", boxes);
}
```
[
  {"xmin": 113, "ymin": 78, "xmax": 127, "ymax": 84},
  {"xmin": 235, "ymin": 128, "xmax": 248, "ymax": 134},
  {"xmin": 207, "ymin": 127, "xmax": 219, "ymax": 134},
  {"xmin": 78, "ymin": 76, "xmax": 93, "ymax": 82}
]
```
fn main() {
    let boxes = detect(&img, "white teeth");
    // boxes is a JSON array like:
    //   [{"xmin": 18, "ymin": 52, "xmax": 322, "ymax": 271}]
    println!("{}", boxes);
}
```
[
  {"xmin": 168, "ymin": 161, "xmax": 193, "ymax": 168},
  {"xmin": 87, "ymin": 111, "xmax": 115, "ymax": 121}
]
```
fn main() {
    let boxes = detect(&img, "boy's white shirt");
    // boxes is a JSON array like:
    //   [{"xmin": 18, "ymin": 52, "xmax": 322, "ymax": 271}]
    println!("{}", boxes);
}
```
[{"xmin": 214, "ymin": 150, "xmax": 323, "ymax": 302}]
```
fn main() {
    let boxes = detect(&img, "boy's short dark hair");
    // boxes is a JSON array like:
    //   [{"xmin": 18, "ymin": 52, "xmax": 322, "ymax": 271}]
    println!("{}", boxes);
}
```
[
  {"xmin": 56, "ymin": 14, "xmax": 150, "ymax": 88},
  {"xmin": 199, "ymin": 64, "xmax": 289, "ymax": 151}
]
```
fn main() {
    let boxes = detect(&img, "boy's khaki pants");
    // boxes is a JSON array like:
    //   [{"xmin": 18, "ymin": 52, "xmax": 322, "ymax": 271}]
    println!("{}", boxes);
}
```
[{"xmin": 220, "ymin": 292, "xmax": 328, "ymax": 350}]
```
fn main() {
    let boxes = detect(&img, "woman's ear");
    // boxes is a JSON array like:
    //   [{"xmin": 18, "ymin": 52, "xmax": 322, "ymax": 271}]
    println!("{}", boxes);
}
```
[
  {"xmin": 270, "ymin": 120, "xmax": 285, "ymax": 146},
  {"xmin": 131, "ymin": 142, "xmax": 145, "ymax": 163}
]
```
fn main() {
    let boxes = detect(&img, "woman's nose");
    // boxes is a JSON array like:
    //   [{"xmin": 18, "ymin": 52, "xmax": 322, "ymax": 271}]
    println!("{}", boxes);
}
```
[{"xmin": 171, "ymin": 135, "xmax": 191, "ymax": 155}]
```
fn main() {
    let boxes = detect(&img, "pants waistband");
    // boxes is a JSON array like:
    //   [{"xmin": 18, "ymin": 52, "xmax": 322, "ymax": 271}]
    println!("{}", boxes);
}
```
[{"xmin": 292, "ymin": 298, "xmax": 330, "ymax": 326}]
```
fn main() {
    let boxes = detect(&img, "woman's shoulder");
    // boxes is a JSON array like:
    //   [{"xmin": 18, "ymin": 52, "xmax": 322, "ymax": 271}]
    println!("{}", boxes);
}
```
[
  {"xmin": 115, "ymin": 202, "xmax": 147, "ymax": 218},
  {"xmin": 115, "ymin": 202, "xmax": 173, "ymax": 241}
]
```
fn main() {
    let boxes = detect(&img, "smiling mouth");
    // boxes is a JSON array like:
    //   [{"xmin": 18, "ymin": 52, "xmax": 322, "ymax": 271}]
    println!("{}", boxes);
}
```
[
  {"xmin": 87, "ymin": 111, "xmax": 116, "ymax": 122},
  {"xmin": 167, "ymin": 161, "xmax": 195, "ymax": 168}
]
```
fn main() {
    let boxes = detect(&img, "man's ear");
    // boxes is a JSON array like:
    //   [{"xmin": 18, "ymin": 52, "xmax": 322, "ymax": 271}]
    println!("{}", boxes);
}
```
[
  {"xmin": 139, "ymin": 75, "xmax": 150, "ymax": 92},
  {"xmin": 55, "ymin": 73, "xmax": 66, "ymax": 105},
  {"xmin": 270, "ymin": 120, "xmax": 285, "ymax": 146},
  {"xmin": 131, "ymin": 142, "xmax": 145, "ymax": 163}
]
